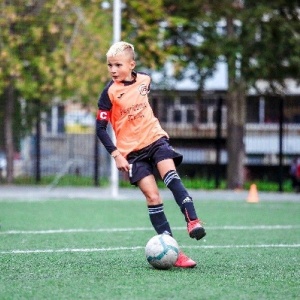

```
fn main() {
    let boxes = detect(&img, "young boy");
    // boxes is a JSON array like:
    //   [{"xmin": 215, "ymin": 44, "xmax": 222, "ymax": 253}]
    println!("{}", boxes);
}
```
[{"xmin": 96, "ymin": 41, "xmax": 206, "ymax": 268}]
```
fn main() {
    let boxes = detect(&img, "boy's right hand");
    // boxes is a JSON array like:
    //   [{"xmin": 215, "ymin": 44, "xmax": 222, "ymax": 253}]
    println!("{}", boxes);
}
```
[{"xmin": 114, "ymin": 155, "xmax": 130, "ymax": 172}]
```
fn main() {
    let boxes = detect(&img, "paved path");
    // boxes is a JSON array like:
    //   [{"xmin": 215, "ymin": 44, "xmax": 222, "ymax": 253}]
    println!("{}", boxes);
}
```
[{"xmin": 0, "ymin": 185, "xmax": 299, "ymax": 202}]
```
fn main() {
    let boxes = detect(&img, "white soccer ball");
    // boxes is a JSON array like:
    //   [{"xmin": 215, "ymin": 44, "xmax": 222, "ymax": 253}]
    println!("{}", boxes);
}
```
[{"xmin": 145, "ymin": 233, "xmax": 179, "ymax": 270}]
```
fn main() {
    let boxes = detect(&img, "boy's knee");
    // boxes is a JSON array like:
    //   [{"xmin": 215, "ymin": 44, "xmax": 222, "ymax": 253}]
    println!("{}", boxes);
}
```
[{"xmin": 146, "ymin": 193, "xmax": 161, "ymax": 206}]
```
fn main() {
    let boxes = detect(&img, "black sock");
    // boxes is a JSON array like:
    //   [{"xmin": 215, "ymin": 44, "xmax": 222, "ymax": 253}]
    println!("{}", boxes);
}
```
[
  {"xmin": 148, "ymin": 204, "xmax": 172, "ymax": 235},
  {"xmin": 163, "ymin": 170, "xmax": 198, "ymax": 222}
]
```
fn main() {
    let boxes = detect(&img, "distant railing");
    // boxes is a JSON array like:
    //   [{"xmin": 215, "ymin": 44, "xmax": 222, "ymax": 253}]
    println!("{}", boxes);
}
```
[{"xmin": 12, "ymin": 96, "xmax": 299, "ymax": 192}]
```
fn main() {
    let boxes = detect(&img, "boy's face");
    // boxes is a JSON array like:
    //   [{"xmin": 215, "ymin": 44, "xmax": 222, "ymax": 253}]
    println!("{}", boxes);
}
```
[{"xmin": 107, "ymin": 53, "xmax": 136, "ymax": 83}]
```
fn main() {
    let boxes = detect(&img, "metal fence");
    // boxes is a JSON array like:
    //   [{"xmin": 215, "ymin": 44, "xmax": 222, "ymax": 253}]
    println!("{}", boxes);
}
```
[{"xmin": 9, "ymin": 95, "xmax": 297, "ymax": 191}]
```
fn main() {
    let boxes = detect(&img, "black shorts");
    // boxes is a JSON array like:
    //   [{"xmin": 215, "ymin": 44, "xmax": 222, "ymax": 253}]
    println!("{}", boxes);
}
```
[{"xmin": 127, "ymin": 137, "xmax": 183, "ymax": 185}]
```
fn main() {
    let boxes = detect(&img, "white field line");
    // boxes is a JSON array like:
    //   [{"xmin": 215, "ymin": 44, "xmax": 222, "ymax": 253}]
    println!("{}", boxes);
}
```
[
  {"xmin": 1, "ymin": 225, "xmax": 300, "ymax": 235},
  {"xmin": 1, "ymin": 244, "xmax": 300, "ymax": 255}
]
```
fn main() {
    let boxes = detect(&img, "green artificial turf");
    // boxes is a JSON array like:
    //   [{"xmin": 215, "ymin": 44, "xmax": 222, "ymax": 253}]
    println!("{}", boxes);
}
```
[{"xmin": 0, "ymin": 198, "xmax": 299, "ymax": 300}]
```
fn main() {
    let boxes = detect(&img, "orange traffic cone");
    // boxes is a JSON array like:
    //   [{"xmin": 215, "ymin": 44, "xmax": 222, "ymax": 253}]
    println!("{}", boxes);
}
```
[{"xmin": 247, "ymin": 184, "xmax": 259, "ymax": 203}]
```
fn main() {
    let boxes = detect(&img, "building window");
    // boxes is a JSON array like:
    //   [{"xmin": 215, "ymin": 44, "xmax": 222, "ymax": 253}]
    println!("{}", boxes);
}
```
[{"xmin": 167, "ymin": 98, "xmax": 196, "ymax": 124}]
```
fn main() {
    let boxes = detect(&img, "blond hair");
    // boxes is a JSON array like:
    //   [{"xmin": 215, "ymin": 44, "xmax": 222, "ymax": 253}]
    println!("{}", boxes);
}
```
[{"xmin": 106, "ymin": 41, "xmax": 135, "ymax": 60}]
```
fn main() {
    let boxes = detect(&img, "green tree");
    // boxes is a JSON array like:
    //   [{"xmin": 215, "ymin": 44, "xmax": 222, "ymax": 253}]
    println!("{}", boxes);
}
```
[
  {"xmin": 123, "ymin": 0, "xmax": 299, "ymax": 189},
  {"xmin": 0, "ymin": 0, "xmax": 111, "ymax": 183},
  {"xmin": 208, "ymin": 0, "xmax": 299, "ymax": 188},
  {"xmin": 122, "ymin": 0, "xmax": 167, "ymax": 69}
]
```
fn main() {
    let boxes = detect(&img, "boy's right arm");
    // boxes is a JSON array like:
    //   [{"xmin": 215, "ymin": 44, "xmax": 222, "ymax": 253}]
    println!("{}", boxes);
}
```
[
  {"xmin": 96, "ymin": 83, "xmax": 129, "ymax": 172},
  {"xmin": 96, "ymin": 83, "xmax": 117, "ymax": 155},
  {"xmin": 96, "ymin": 118, "xmax": 117, "ymax": 154},
  {"xmin": 96, "ymin": 119, "xmax": 130, "ymax": 172}
]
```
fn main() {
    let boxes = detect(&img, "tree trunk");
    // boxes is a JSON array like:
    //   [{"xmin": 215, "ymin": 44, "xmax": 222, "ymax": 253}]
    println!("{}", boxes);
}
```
[
  {"xmin": 226, "ymin": 83, "xmax": 246, "ymax": 189},
  {"xmin": 4, "ymin": 82, "xmax": 15, "ymax": 184},
  {"xmin": 226, "ymin": 15, "xmax": 246, "ymax": 189}
]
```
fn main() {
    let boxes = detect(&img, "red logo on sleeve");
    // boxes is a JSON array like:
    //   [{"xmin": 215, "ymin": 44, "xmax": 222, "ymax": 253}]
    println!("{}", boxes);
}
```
[{"xmin": 96, "ymin": 110, "xmax": 111, "ymax": 121}]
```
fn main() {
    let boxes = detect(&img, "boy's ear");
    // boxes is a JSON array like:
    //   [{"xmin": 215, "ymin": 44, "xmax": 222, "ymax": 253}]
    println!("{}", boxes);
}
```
[{"xmin": 130, "ymin": 60, "xmax": 136, "ymax": 69}]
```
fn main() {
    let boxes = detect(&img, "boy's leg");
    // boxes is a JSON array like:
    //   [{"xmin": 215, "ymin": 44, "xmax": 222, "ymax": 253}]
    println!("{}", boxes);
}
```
[
  {"xmin": 138, "ymin": 175, "xmax": 172, "ymax": 236},
  {"xmin": 138, "ymin": 174, "xmax": 197, "ymax": 268},
  {"xmin": 157, "ymin": 159, "xmax": 206, "ymax": 240},
  {"xmin": 164, "ymin": 170, "xmax": 197, "ymax": 220}
]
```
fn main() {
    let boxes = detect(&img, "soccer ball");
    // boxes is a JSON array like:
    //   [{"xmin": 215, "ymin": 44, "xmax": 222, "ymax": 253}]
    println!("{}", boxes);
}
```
[{"xmin": 145, "ymin": 233, "xmax": 179, "ymax": 270}]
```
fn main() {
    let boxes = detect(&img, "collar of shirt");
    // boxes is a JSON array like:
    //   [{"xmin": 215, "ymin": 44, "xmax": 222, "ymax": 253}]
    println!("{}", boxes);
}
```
[{"xmin": 121, "ymin": 70, "xmax": 137, "ymax": 86}]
